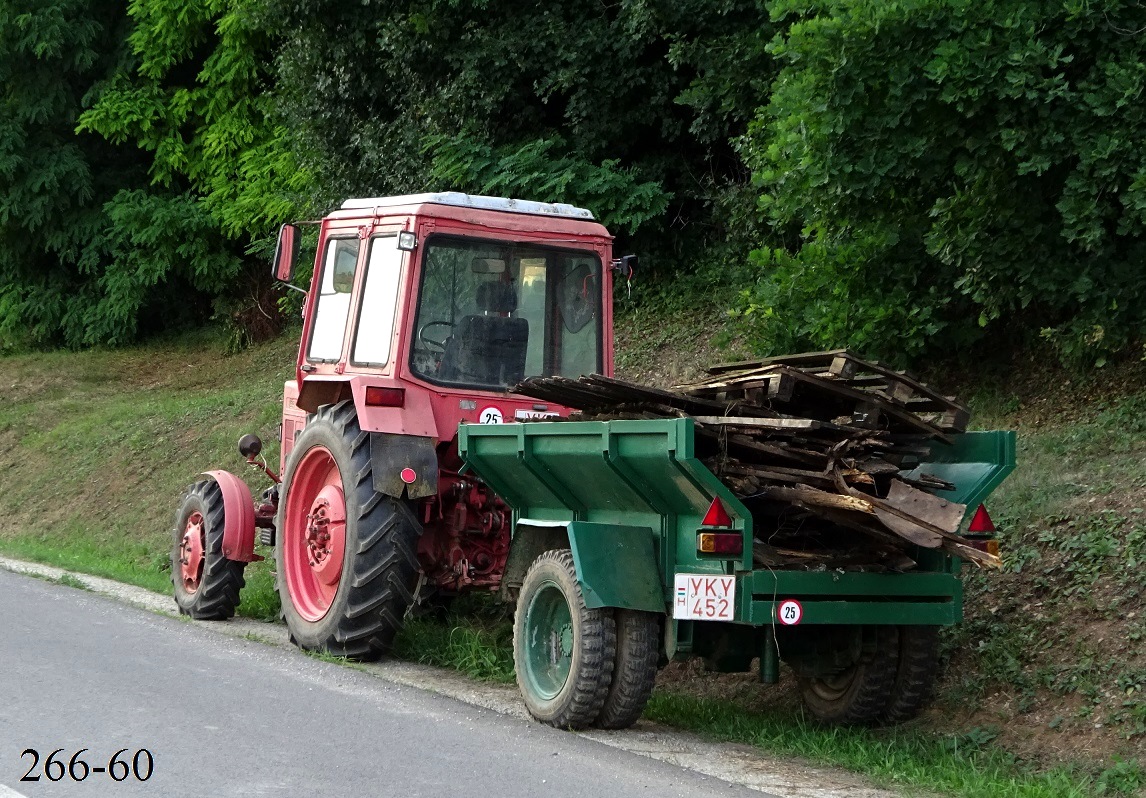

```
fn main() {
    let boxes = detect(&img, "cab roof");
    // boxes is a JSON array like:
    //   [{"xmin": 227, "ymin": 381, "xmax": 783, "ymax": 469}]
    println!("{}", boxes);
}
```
[{"xmin": 339, "ymin": 192, "xmax": 595, "ymax": 221}]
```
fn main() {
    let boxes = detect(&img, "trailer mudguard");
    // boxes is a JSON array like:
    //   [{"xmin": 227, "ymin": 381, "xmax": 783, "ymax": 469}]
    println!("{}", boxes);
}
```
[
  {"xmin": 202, "ymin": 470, "xmax": 261, "ymax": 563},
  {"xmin": 511, "ymin": 520, "xmax": 664, "ymax": 612}
]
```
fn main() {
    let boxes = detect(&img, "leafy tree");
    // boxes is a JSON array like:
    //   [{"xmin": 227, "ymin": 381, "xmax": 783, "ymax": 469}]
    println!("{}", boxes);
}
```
[
  {"xmin": 0, "ymin": 0, "xmax": 293, "ymax": 348},
  {"xmin": 0, "ymin": 0, "xmax": 134, "ymax": 347},
  {"xmin": 78, "ymin": 0, "xmax": 308, "ymax": 346},
  {"xmin": 742, "ymin": 0, "xmax": 1146, "ymax": 364},
  {"xmin": 79, "ymin": 0, "xmax": 306, "ymax": 238},
  {"xmin": 269, "ymin": 0, "xmax": 776, "ymax": 285}
]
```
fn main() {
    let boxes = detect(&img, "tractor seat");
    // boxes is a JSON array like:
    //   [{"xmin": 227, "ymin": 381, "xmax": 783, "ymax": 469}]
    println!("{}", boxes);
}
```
[{"xmin": 439, "ymin": 282, "xmax": 529, "ymax": 386}]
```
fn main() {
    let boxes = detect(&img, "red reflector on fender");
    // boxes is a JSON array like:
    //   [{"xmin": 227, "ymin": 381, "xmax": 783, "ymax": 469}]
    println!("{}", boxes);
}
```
[
  {"xmin": 968, "ymin": 504, "xmax": 996, "ymax": 533},
  {"xmin": 365, "ymin": 386, "xmax": 405, "ymax": 407},
  {"xmin": 702, "ymin": 497, "xmax": 733, "ymax": 527},
  {"xmin": 697, "ymin": 532, "xmax": 743, "ymax": 556}
]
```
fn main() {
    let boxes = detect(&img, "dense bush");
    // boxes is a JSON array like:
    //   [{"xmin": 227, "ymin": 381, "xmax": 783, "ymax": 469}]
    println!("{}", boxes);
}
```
[{"xmin": 741, "ymin": 0, "xmax": 1146, "ymax": 364}]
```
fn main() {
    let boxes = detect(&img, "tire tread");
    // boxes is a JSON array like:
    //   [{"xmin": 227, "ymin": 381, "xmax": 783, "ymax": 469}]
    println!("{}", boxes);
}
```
[
  {"xmin": 514, "ymin": 549, "xmax": 616, "ymax": 729},
  {"xmin": 277, "ymin": 401, "xmax": 421, "ymax": 661},
  {"xmin": 594, "ymin": 609, "xmax": 659, "ymax": 729},
  {"xmin": 881, "ymin": 625, "xmax": 941, "ymax": 724}
]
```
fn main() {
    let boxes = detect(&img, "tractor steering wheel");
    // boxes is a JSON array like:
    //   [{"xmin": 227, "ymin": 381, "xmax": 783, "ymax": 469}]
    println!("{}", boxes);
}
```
[{"xmin": 418, "ymin": 320, "xmax": 453, "ymax": 353}]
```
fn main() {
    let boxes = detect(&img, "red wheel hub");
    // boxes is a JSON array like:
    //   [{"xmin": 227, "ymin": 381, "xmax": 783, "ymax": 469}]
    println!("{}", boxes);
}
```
[
  {"xmin": 283, "ymin": 446, "xmax": 347, "ymax": 621},
  {"xmin": 179, "ymin": 511, "xmax": 205, "ymax": 593},
  {"xmin": 306, "ymin": 484, "xmax": 346, "ymax": 586}
]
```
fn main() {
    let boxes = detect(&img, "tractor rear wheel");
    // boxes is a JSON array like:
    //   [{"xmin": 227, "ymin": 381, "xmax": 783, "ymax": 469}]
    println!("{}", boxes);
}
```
[
  {"xmin": 798, "ymin": 625, "xmax": 899, "ymax": 725},
  {"xmin": 514, "ymin": 549, "xmax": 616, "ymax": 729},
  {"xmin": 276, "ymin": 401, "xmax": 421, "ymax": 660},
  {"xmin": 593, "ymin": 609, "xmax": 659, "ymax": 729},
  {"xmin": 172, "ymin": 480, "xmax": 246, "ymax": 619},
  {"xmin": 881, "ymin": 625, "xmax": 941, "ymax": 723}
]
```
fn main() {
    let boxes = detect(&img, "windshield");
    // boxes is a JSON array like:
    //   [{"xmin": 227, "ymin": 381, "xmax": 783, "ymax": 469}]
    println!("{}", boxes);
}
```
[{"xmin": 410, "ymin": 236, "xmax": 603, "ymax": 389}]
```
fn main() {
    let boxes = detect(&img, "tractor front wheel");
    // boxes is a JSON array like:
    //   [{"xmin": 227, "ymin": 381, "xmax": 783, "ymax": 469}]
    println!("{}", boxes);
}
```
[
  {"xmin": 514, "ymin": 549, "xmax": 616, "ymax": 729},
  {"xmin": 172, "ymin": 480, "xmax": 246, "ymax": 619},
  {"xmin": 276, "ymin": 401, "xmax": 421, "ymax": 660}
]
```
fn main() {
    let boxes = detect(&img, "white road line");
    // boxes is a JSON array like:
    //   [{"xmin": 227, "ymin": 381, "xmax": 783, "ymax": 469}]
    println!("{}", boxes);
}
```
[{"xmin": 0, "ymin": 785, "xmax": 29, "ymax": 798}]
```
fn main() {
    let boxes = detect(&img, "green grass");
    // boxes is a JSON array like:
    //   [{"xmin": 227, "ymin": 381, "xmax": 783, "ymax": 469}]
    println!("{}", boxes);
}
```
[
  {"xmin": 55, "ymin": 573, "xmax": 90, "ymax": 590},
  {"xmin": 644, "ymin": 693, "xmax": 1143, "ymax": 798},
  {"xmin": 393, "ymin": 595, "xmax": 516, "ymax": 683},
  {"xmin": 0, "ymin": 328, "xmax": 288, "ymax": 619},
  {"xmin": 937, "ymin": 386, "xmax": 1146, "ymax": 747}
]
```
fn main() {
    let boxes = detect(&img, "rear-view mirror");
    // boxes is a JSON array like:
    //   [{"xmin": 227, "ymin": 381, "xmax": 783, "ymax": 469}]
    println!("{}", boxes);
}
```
[
  {"xmin": 471, "ymin": 257, "xmax": 506, "ymax": 274},
  {"xmin": 273, "ymin": 223, "xmax": 300, "ymax": 282}
]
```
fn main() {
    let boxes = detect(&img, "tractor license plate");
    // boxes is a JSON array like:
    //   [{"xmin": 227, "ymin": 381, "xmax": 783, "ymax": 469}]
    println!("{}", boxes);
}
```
[
  {"xmin": 514, "ymin": 409, "xmax": 559, "ymax": 420},
  {"xmin": 673, "ymin": 573, "xmax": 736, "ymax": 621}
]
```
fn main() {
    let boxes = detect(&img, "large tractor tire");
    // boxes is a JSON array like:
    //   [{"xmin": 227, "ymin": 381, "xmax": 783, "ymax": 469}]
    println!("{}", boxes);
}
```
[
  {"xmin": 172, "ymin": 480, "xmax": 246, "ymax": 620},
  {"xmin": 798, "ymin": 625, "xmax": 899, "ymax": 725},
  {"xmin": 594, "ymin": 609, "xmax": 659, "ymax": 729},
  {"xmin": 514, "ymin": 549, "xmax": 616, "ymax": 729},
  {"xmin": 276, "ymin": 401, "xmax": 421, "ymax": 661},
  {"xmin": 881, "ymin": 625, "xmax": 941, "ymax": 724}
]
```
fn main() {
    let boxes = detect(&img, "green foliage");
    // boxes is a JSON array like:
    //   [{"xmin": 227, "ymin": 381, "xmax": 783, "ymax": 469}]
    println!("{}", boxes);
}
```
[
  {"xmin": 732, "ymin": 237, "xmax": 963, "ymax": 363},
  {"xmin": 426, "ymin": 135, "xmax": 670, "ymax": 235},
  {"xmin": 0, "ymin": 0, "xmax": 129, "ymax": 348},
  {"xmin": 742, "ymin": 0, "xmax": 1146, "ymax": 364},
  {"xmin": 270, "ymin": 0, "xmax": 771, "ymax": 278},
  {"xmin": 0, "ymin": 0, "xmax": 310, "ymax": 349},
  {"xmin": 78, "ymin": 0, "xmax": 307, "ymax": 239}
]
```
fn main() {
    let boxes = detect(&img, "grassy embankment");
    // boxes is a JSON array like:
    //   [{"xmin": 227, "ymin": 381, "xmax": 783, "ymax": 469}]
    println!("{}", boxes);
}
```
[{"xmin": 0, "ymin": 324, "xmax": 1143, "ymax": 797}]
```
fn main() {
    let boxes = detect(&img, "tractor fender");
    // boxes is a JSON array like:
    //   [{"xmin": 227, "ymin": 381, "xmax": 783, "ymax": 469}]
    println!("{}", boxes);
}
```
[
  {"xmin": 504, "ymin": 520, "xmax": 664, "ymax": 613},
  {"xmin": 202, "ymin": 470, "xmax": 261, "ymax": 563}
]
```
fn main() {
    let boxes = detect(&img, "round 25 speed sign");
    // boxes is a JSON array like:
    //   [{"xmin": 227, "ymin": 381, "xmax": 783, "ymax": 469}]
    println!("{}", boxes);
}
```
[{"xmin": 777, "ymin": 599, "xmax": 803, "ymax": 625}]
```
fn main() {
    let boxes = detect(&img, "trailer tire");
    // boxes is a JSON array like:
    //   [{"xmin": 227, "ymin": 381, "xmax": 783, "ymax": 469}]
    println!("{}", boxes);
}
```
[
  {"xmin": 172, "ymin": 480, "xmax": 246, "ymax": 620},
  {"xmin": 514, "ymin": 549, "xmax": 616, "ymax": 729},
  {"xmin": 881, "ymin": 625, "xmax": 941, "ymax": 724},
  {"xmin": 798, "ymin": 625, "xmax": 899, "ymax": 725},
  {"xmin": 276, "ymin": 401, "xmax": 421, "ymax": 660},
  {"xmin": 594, "ymin": 609, "xmax": 659, "ymax": 729}
]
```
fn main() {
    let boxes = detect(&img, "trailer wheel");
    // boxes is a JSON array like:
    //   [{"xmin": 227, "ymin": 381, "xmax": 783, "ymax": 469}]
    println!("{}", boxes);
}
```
[
  {"xmin": 514, "ymin": 549, "xmax": 615, "ymax": 729},
  {"xmin": 881, "ymin": 625, "xmax": 941, "ymax": 724},
  {"xmin": 276, "ymin": 401, "xmax": 421, "ymax": 660},
  {"xmin": 172, "ymin": 480, "xmax": 246, "ymax": 619},
  {"xmin": 593, "ymin": 609, "xmax": 659, "ymax": 729},
  {"xmin": 798, "ymin": 625, "xmax": 899, "ymax": 725}
]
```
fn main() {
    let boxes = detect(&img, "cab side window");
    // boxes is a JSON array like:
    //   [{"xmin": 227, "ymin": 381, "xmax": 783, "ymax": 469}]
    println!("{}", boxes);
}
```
[
  {"xmin": 352, "ymin": 236, "xmax": 403, "ymax": 365},
  {"xmin": 307, "ymin": 237, "xmax": 360, "ymax": 361}
]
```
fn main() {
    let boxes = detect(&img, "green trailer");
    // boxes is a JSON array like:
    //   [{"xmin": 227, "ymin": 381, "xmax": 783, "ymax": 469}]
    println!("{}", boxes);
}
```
[{"xmin": 459, "ymin": 416, "xmax": 1016, "ymax": 729}]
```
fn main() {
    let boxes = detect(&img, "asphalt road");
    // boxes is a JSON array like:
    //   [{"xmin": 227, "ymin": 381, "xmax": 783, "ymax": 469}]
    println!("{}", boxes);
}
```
[{"xmin": 0, "ymin": 569, "xmax": 768, "ymax": 798}]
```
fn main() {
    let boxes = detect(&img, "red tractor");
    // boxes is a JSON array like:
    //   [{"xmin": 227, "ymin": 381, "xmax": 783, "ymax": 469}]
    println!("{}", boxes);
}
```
[{"xmin": 173, "ymin": 193, "xmax": 625, "ymax": 658}]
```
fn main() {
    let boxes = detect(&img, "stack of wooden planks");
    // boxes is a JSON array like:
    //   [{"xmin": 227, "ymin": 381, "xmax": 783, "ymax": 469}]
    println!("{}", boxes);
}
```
[{"xmin": 515, "ymin": 350, "xmax": 999, "ymax": 571}]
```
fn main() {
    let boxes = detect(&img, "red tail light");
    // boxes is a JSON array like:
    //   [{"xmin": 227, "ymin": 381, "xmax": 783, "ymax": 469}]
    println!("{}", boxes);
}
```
[
  {"xmin": 365, "ymin": 386, "xmax": 405, "ymax": 407},
  {"xmin": 697, "ymin": 532, "xmax": 743, "ymax": 556},
  {"xmin": 968, "ymin": 504, "xmax": 996, "ymax": 533},
  {"xmin": 701, "ymin": 496, "xmax": 733, "ymax": 527}
]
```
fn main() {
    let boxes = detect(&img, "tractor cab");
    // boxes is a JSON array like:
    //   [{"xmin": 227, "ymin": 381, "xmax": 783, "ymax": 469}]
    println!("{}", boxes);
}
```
[{"xmin": 273, "ymin": 193, "xmax": 616, "ymax": 469}]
